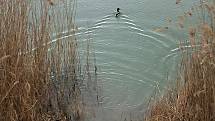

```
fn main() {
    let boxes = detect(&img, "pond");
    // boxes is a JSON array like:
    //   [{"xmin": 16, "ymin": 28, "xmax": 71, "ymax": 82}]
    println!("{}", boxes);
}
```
[{"xmin": 63, "ymin": 0, "xmax": 196, "ymax": 120}]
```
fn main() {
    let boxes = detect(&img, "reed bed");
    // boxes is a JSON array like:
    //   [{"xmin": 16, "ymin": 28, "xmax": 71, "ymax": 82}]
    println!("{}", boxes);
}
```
[
  {"xmin": 144, "ymin": 1, "xmax": 215, "ymax": 121},
  {"xmin": 0, "ymin": 0, "xmax": 98, "ymax": 120}
]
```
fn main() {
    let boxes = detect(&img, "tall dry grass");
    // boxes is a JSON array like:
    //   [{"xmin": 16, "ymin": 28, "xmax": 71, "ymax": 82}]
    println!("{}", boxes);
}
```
[
  {"xmin": 0, "ymin": 0, "xmax": 98, "ymax": 120},
  {"xmin": 144, "ymin": 0, "xmax": 215, "ymax": 121}
]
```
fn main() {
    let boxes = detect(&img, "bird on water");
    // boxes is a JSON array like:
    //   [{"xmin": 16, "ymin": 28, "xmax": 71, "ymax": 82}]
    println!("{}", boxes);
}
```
[{"xmin": 115, "ymin": 8, "xmax": 120, "ymax": 17}]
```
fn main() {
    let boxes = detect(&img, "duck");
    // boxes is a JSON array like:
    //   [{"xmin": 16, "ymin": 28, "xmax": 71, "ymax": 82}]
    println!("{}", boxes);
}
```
[{"xmin": 115, "ymin": 8, "xmax": 120, "ymax": 17}]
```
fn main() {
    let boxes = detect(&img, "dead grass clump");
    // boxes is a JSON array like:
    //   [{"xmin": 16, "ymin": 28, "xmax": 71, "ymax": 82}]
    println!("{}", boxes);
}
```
[
  {"xmin": 145, "ymin": 1, "xmax": 215, "ymax": 121},
  {"xmin": 0, "ymin": 0, "xmax": 95, "ymax": 120}
]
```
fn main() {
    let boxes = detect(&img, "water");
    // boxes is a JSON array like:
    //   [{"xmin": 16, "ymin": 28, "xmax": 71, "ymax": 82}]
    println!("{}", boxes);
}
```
[{"xmin": 58, "ymin": 0, "xmax": 197, "ymax": 120}]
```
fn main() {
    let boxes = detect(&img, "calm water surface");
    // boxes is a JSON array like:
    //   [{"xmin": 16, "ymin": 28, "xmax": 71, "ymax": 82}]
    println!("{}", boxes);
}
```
[{"xmin": 62, "ymin": 0, "xmax": 197, "ymax": 120}]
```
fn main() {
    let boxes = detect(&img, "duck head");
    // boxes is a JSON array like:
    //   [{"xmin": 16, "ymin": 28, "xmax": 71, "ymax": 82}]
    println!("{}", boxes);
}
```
[{"xmin": 117, "ymin": 8, "xmax": 120, "ymax": 12}]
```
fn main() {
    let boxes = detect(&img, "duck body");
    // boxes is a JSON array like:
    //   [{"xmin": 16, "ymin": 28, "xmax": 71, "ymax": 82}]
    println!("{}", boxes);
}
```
[{"xmin": 115, "ymin": 12, "xmax": 120, "ymax": 17}]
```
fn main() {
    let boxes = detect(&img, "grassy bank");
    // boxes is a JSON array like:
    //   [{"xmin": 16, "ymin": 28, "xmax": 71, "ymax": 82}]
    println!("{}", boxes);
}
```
[
  {"xmin": 144, "ymin": 1, "xmax": 215, "ymax": 121},
  {"xmin": 0, "ymin": 0, "xmax": 98, "ymax": 120}
]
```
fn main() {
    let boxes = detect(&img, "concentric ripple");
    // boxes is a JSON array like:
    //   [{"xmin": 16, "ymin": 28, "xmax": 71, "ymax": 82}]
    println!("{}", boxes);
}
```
[{"xmin": 50, "ymin": 9, "xmax": 182, "ymax": 121}]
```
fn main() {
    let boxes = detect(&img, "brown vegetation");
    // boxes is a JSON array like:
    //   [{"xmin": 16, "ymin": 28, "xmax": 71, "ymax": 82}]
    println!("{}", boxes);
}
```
[
  {"xmin": 0, "ymin": 0, "xmax": 98, "ymax": 120},
  {"xmin": 145, "ymin": 1, "xmax": 215, "ymax": 121}
]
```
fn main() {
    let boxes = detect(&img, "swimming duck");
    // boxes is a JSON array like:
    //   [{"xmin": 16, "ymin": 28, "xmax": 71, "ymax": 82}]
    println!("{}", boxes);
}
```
[{"xmin": 115, "ymin": 8, "xmax": 120, "ymax": 17}]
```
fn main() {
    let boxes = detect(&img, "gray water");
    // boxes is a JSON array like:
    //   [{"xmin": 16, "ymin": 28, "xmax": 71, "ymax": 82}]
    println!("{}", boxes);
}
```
[{"xmin": 69, "ymin": 0, "xmax": 197, "ymax": 120}]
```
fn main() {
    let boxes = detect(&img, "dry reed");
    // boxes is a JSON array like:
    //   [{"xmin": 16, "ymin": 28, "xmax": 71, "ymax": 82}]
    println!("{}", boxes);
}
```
[
  {"xmin": 144, "ymin": 0, "xmax": 215, "ymax": 121},
  {"xmin": 0, "ymin": 0, "xmax": 98, "ymax": 120}
]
